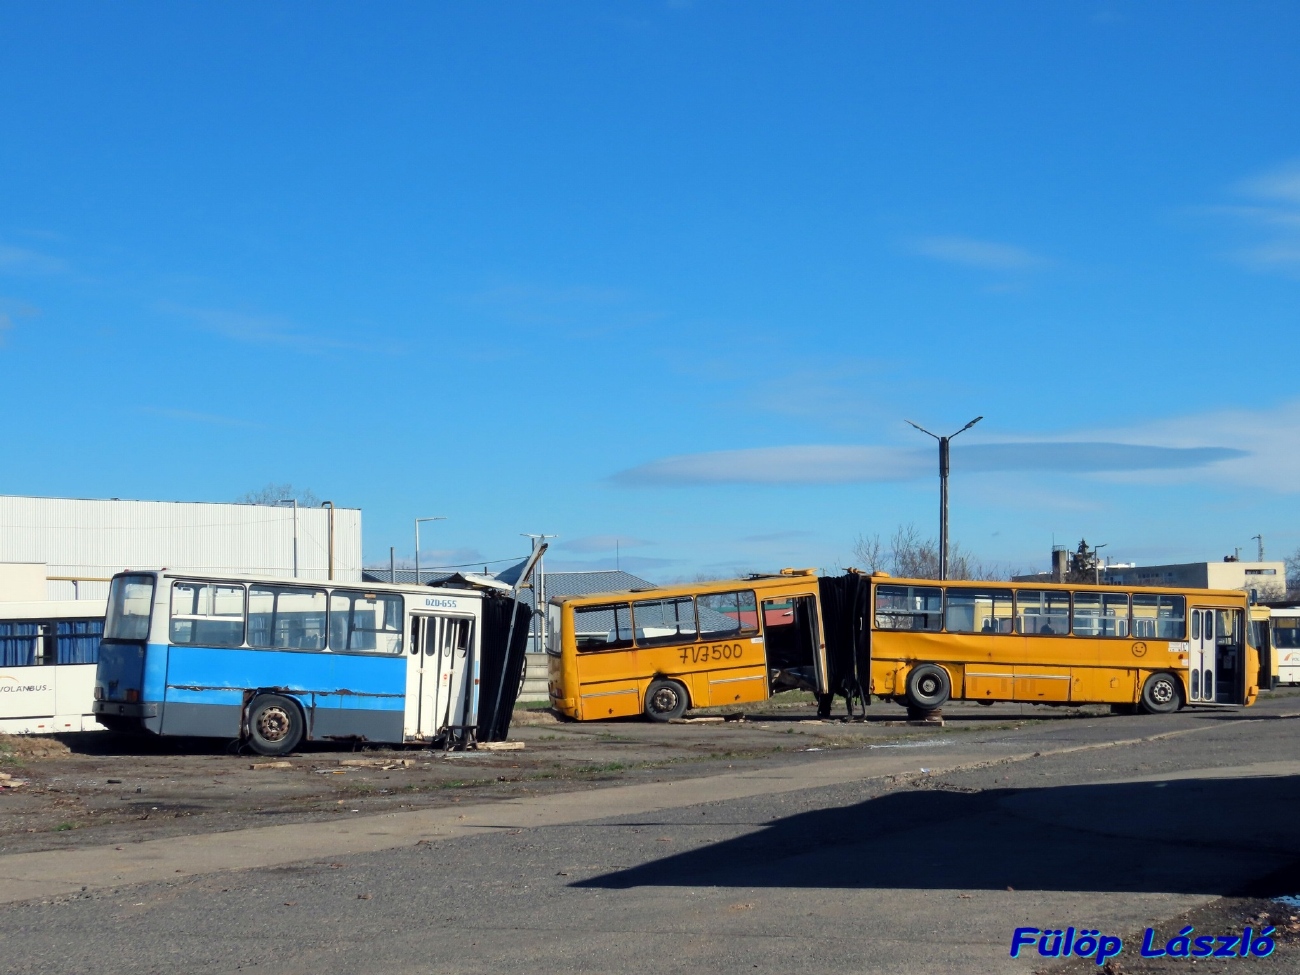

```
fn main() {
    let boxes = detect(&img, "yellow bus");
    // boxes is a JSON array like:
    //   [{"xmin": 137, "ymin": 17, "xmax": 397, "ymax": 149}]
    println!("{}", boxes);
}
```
[
  {"xmin": 867, "ymin": 576, "xmax": 1258, "ymax": 714},
  {"xmin": 547, "ymin": 569, "xmax": 1260, "ymax": 721},
  {"xmin": 547, "ymin": 570, "xmax": 828, "ymax": 721}
]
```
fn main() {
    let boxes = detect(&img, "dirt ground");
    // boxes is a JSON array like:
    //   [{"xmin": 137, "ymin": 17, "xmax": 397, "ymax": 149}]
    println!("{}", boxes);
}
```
[{"xmin": 0, "ymin": 692, "xmax": 1091, "ymax": 856}]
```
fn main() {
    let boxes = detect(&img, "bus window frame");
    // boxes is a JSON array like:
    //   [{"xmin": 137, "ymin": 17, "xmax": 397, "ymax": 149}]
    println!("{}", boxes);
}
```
[
  {"xmin": 103, "ymin": 573, "xmax": 157, "ymax": 643},
  {"xmin": 246, "ymin": 583, "xmax": 330, "ymax": 653},
  {"xmin": 630, "ymin": 595, "xmax": 699, "ymax": 649},
  {"xmin": 942, "ymin": 586, "xmax": 1015, "ymax": 635},
  {"xmin": 169, "ymin": 580, "xmax": 247, "ymax": 648},
  {"xmin": 1070, "ymin": 590, "xmax": 1132, "ymax": 639},
  {"xmin": 572, "ymin": 602, "xmax": 636, "ymax": 653}
]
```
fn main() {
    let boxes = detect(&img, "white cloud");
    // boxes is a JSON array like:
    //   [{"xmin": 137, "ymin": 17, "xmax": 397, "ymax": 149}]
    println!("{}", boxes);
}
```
[
  {"xmin": 908, "ymin": 235, "xmax": 1050, "ymax": 271},
  {"xmin": 159, "ymin": 302, "xmax": 366, "ymax": 355},
  {"xmin": 0, "ymin": 243, "xmax": 66, "ymax": 275},
  {"xmin": 605, "ymin": 398, "xmax": 1300, "ymax": 490},
  {"xmin": 1212, "ymin": 161, "xmax": 1300, "ymax": 274},
  {"xmin": 1237, "ymin": 160, "xmax": 1300, "ymax": 204}
]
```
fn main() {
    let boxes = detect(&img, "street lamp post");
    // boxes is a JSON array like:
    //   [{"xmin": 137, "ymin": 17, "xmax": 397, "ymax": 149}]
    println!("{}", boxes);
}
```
[
  {"xmin": 277, "ymin": 498, "xmax": 299, "ymax": 578},
  {"xmin": 521, "ymin": 533, "xmax": 557, "ymax": 653},
  {"xmin": 1094, "ymin": 543, "xmax": 1108, "ymax": 586},
  {"xmin": 414, "ymin": 516, "xmax": 447, "ymax": 585},
  {"xmin": 905, "ymin": 416, "xmax": 983, "ymax": 581}
]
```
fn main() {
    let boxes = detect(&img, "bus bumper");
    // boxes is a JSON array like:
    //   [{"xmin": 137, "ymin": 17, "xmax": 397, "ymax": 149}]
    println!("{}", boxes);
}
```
[{"xmin": 93, "ymin": 701, "xmax": 159, "ymax": 719}]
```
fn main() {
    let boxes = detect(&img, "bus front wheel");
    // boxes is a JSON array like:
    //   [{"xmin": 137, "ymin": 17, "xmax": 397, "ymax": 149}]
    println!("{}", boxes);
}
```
[
  {"xmin": 246, "ymin": 694, "xmax": 305, "ymax": 755},
  {"xmin": 904, "ymin": 664, "xmax": 951, "ymax": 711},
  {"xmin": 1139, "ymin": 673, "xmax": 1182, "ymax": 715},
  {"xmin": 644, "ymin": 680, "xmax": 689, "ymax": 722}
]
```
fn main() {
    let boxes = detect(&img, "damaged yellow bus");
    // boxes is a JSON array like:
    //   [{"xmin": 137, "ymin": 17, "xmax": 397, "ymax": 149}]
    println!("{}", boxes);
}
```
[
  {"xmin": 547, "ymin": 570, "xmax": 1260, "ymax": 721},
  {"xmin": 547, "ymin": 570, "xmax": 828, "ymax": 721}
]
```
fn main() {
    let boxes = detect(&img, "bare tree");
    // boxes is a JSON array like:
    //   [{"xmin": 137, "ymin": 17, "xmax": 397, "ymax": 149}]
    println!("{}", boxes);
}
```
[
  {"xmin": 851, "ymin": 533, "xmax": 885, "ymax": 573},
  {"xmin": 853, "ymin": 523, "xmax": 1002, "ymax": 581},
  {"xmin": 237, "ymin": 483, "xmax": 323, "ymax": 506},
  {"xmin": 1285, "ymin": 547, "xmax": 1300, "ymax": 599}
]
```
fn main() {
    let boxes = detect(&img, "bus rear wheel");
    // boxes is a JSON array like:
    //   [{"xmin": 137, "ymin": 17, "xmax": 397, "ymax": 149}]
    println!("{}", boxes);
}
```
[
  {"xmin": 904, "ymin": 664, "xmax": 951, "ymax": 711},
  {"xmin": 246, "ymin": 694, "xmax": 305, "ymax": 755},
  {"xmin": 644, "ymin": 680, "xmax": 689, "ymax": 722},
  {"xmin": 1139, "ymin": 673, "xmax": 1182, "ymax": 715}
]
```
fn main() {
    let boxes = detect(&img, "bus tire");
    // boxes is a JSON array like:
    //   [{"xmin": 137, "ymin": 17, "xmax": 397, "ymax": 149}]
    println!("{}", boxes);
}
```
[
  {"xmin": 246, "ymin": 694, "xmax": 305, "ymax": 755},
  {"xmin": 904, "ymin": 664, "xmax": 950, "ymax": 710},
  {"xmin": 644, "ymin": 679, "xmax": 689, "ymax": 722},
  {"xmin": 1139, "ymin": 673, "xmax": 1181, "ymax": 715}
]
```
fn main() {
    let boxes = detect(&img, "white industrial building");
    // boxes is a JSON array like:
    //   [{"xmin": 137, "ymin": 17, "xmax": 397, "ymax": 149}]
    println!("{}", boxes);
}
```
[{"xmin": 0, "ymin": 495, "xmax": 362, "ymax": 601}]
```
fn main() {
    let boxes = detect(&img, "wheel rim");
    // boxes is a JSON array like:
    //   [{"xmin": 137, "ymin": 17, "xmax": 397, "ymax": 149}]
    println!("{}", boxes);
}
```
[
  {"xmin": 1150, "ymin": 679, "xmax": 1174, "ymax": 705},
  {"xmin": 257, "ymin": 705, "xmax": 292, "ymax": 742},
  {"xmin": 650, "ymin": 687, "xmax": 680, "ymax": 713},
  {"xmin": 918, "ymin": 675, "xmax": 939, "ymax": 697}
]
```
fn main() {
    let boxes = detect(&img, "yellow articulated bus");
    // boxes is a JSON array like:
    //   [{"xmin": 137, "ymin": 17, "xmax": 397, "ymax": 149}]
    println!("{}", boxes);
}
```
[
  {"xmin": 548, "ymin": 569, "xmax": 1260, "ymax": 721},
  {"xmin": 548, "ymin": 570, "xmax": 828, "ymax": 721}
]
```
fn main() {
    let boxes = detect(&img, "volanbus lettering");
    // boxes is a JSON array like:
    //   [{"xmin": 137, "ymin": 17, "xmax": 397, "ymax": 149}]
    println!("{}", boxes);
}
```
[{"xmin": 677, "ymin": 643, "xmax": 744, "ymax": 665}]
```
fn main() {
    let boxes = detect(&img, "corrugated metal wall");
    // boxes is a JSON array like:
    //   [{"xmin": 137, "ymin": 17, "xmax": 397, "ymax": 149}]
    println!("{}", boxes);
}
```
[{"xmin": 0, "ymin": 496, "xmax": 362, "ymax": 599}]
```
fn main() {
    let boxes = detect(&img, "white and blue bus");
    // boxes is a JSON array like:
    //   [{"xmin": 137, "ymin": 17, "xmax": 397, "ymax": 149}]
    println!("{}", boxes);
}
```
[
  {"xmin": 93, "ymin": 569, "xmax": 530, "ymax": 755},
  {"xmin": 1, "ymin": 598, "xmax": 107, "ymax": 734}
]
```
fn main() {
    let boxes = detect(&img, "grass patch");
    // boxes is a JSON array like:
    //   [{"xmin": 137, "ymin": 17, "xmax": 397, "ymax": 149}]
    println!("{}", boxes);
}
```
[
  {"xmin": 577, "ymin": 762, "xmax": 629, "ymax": 773},
  {"xmin": 54, "ymin": 822, "xmax": 77, "ymax": 832}
]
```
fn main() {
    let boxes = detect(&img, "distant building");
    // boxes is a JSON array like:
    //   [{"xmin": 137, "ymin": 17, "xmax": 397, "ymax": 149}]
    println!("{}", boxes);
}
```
[
  {"xmin": 1102, "ymin": 560, "xmax": 1286, "ymax": 600},
  {"xmin": 0, "ymin": 494, "xmax": 362, "ymax": 600},
  {"xmin": 1012, "ymin": 544, "xmax": 1286, "ymax": 601}
]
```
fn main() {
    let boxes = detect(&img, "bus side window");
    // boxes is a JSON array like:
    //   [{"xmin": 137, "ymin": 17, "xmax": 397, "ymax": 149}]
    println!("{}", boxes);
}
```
[
  {"xmin": 1016, "ymin": 590, "xmax": 1069, "ymax": 635},
  {"xmin": 573, "ymin": 604, "xmax": 634, "ymax": 652},
  {"xmin": 874, "ymin": 585, "xmax": 942, "ymax": 631},
  {"xmin": 698, "ymin": 591, "xmax": 758, "ymax": 640},
  {"xmin": 632, "ymin": 597, "xmax": 697, "ymax": 648}
]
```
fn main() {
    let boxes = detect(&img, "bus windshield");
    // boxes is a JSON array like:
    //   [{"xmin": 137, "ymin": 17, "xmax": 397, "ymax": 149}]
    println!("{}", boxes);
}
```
[{"xmin": 105, "ymin": 574, "xmax": 155, "ymax": 641}]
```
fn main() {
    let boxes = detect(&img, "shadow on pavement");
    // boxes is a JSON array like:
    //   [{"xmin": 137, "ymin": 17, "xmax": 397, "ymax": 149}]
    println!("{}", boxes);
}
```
[{"xmin": 577, "ymin": 773, "xmax": 1300, "ymax": 895}]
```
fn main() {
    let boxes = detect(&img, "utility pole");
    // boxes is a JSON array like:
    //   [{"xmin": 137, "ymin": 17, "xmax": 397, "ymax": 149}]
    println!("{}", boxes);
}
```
[
  {"xmin": 414, "ymin": 516, "xmax": 447, "ymax": 585},
  {"xmin": 1253, "ymin": 534, "xmax": 1264, "ymax": 562},
  {"xmin": 1094, "ymin": 543, "xmax": 1108, "ymax": 586},
  {"xmin": 521, "ymin": 533, "xmax": 558, "ymax": 652},
  {"xmin": 905, "ymin": 416, "xmax": 983, "ymax": 580},
  {"xmin": 277, "ymin": 498, "xmax": 299, "ymax": 578}
]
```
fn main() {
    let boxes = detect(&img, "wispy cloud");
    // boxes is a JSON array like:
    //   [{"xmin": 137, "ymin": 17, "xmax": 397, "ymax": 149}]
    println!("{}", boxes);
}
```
[
  {"xmin": 1210, "ymin": 160, "xmax": 1300, "ymax": 275},
  {"xmin": 908, "ymin": 235, "xmax": 1050, "ymax": 271},
  {"xmin": 559, "ymin": 534, "xmax": 653, "ymax": 554},
  {"xmin": 611, "ymin": 440, "xmax": 1241, "ymax": 487},
  {"xmin": 463, "ymin": 281, "xmax": 662, "ymax": 338},
  {"xmin": 159, "ymin": 302, "xmax": 367, "ymax": 355},
  {"xmin": 0, "ymin": 243, "xmax": 67, "ymax": 276},
  {"xmin": 139, "ymin": 406, "xmax": 263, "ymax": 428}
]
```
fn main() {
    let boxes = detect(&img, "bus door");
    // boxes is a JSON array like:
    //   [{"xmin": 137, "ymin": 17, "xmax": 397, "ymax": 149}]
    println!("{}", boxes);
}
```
[
  {"xmin": 405, "ymin": 614, "xmax": 476, "ymax": 739},
  {"xmin": 761, "ymin": 595, "xmax": 821, "ymax": 693},
  {"xmin": 1188, "ymin": 608, "xmax": 1214, "ymax": 703}
]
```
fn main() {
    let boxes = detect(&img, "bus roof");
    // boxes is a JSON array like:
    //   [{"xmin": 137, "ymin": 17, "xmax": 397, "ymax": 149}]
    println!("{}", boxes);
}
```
[
  {"xmin": 550, "ymin": 568, "xmax": 821, "ymax": 607},
  {"xmin": 110, "ymin": 568, "xmax": 502, "ymax": 598},
  {"xmin": 551, "ymin": 568, "xmax": 1251, "ymax": 608}
]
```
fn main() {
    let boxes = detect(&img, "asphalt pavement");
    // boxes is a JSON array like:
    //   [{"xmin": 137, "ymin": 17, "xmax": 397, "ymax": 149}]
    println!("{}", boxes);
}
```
[{"xmin": 2, "ymin": 698, "xmax": 1299, "ymax": 974}]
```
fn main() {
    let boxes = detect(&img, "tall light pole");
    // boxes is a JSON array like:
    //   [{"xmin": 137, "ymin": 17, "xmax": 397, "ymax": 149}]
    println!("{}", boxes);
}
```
[
  {"xmin": 277, "ymin": 498, "xmax": 299, "ymax": 578},
  {"xmin": 521, "ymin": 533, "xmax": 558, "ymax": 653},
  {"xmin": 1094, "ymin": 543, "xmax": 1108, "ymax": 586},
  {"xmin": 905, "ymin": 416, "xmax": 982, "ymax": 581},
  {"xmin": 414, "ymin": 516, "xmax": 446, "ymax": 585}
]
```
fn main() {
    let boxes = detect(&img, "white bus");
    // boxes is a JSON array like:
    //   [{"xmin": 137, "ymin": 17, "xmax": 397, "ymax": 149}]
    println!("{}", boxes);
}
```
[
  {"xmin": 1270, "ymin": 607, "xmax": 1300, "ymax": 685},
  {"xmin": 0, "ymin": 598, "xmax": 107, "ymax": 734},
  {"xmin": 93, "ymin": 570, "xmax": 531, "ymax": 754}
]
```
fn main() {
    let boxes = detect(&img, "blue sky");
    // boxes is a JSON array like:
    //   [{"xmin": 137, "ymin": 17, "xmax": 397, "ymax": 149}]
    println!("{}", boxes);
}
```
[{"xmin": 2, "ymin": 1, "xmax": 1298, "ymax": 580}]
